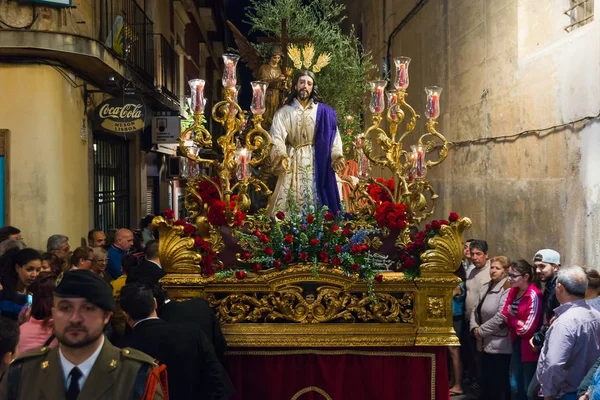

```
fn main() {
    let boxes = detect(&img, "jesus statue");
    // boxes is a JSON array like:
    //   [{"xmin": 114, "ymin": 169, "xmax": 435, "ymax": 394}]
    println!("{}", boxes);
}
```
[{"xmin": 266, "ymin": 70, "xmax": 345, "ymax": 217}]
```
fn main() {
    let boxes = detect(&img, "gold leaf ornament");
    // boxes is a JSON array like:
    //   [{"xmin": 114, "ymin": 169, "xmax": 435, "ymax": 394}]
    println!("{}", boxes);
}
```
[
  {"xmin": 288, "ymin": 44, "xmax": 303, "ymax": 70},
  {"xmin": 302, "ymin": 43, "xmax": 315, "ymax": 69}
]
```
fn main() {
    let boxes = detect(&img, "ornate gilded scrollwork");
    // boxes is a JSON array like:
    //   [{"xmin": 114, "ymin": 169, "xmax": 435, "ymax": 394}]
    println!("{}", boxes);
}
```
[
  {"xmin": 420, "ymin": 217, "xmax": 473, "ymax": 273},
  {"xmin": 207, "ymin": 288, "xmax": 414, "ymax": 324},
  {"xmin": 154, "ymin": 216, "xmax": 202, "ymax": 274},
  {"xmin": 426, "ymin": 296, "xmax": 445, "ymax": 320}
]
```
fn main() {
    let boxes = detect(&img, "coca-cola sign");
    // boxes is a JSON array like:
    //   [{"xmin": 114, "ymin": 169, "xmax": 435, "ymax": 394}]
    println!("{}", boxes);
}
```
[{"xmin": 94, "ymin": 97, "xmax": 147, "ymax": 134}]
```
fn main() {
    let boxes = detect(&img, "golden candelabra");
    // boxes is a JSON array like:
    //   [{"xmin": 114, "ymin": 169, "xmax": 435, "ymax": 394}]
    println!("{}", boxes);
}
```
[
  {"xmin": 351, "ymin": 57, "xmax": 450, "ymax": 247},
  {"xmin": 178, "ymin": 55, "xmax": 272, "ymax": 251}
]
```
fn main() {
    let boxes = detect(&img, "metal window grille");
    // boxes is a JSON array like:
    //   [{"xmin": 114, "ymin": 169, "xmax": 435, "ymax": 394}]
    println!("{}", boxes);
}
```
[
  {"xmin": 156, "ymin": 34, "xmax": 181, "ymax": 100},
  {"xmin": 100, "ymin": 0, "xmax": 155, "ymax": 82},
  {"xmin": 94, "ymin": 134, "xmax": 130, "ymax": 231},
  {"xmin": 565, "ymin": 0, "xmax": 594, "ymax": 32}
]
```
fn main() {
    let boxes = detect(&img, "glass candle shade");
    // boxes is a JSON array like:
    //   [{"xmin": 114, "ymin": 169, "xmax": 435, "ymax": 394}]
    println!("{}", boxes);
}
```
[
  {"xmin": 250, "ymin": 81, "xmax": 268, "ymax": 115},
  {"xmin": 386, "ymin": 90, "xmax": 399, "ymax": 121},
  {"xmin": 411, "ymin": 144, "xmax": 426, "ymax": 179},
  {"xmin": 393, "ymin": 57, "xmax": 411, "ymax": 90},
  {"xmin": 369, "ymin": 80, "xmax": 387, "ymax": 114},
  {"xmin": 188, "ymin": 79, "xmax": 206, "ymax": 113},
  {"xmin": 425, "ymin": 86, "xmax": 442, "ymax": 120},
  {"xmin": 236, "ymin": 147, "xmax": 251, "ymax": 181},
  {"xmin": 229, "ymin": 85, "xmax": 240, "ymax": 117},
  {"xmin": 356, "ymin": 136, "xmax": 370, "ymax": 179},
  {"xmin": 222, "ymin": 53, "xmax": 240, "ymax": 88}
]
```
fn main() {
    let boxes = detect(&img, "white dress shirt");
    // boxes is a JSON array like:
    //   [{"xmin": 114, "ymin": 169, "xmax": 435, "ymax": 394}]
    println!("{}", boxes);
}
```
[{"xmin": 59, "ymin": 335, "xmax": 105, "ymax": 389}]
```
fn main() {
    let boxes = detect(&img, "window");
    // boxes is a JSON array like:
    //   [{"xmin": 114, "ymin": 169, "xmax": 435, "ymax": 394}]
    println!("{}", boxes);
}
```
[{"xmin": 565, "ymin": 0, "xmax": 594, "ymax": 32}]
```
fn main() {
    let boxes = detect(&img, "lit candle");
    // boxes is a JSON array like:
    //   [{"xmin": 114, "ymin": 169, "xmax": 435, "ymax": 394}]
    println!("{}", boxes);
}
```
[
  {"xmin": 416, "ymin": 144, "xmax": 425, "ymax": 178},
  {"xmin": 425, "ymin": 86, "xmax": 442, "ymax": 120},
  {"xmin": 394, "ymin": 57, "xmax": 411, "ymax": 90},
  {"xmin": 188, "ymin": 79, "xmax": 205, "ymax": 113},
  {"xmin": 374, "ymin": 87, "xmax": 384, "ymax": 114},
  {"xmin": 252, "ymin": 87, "xmax": 262, "ymax": 113},
  {"xmin": 387, "ymin": 91, "xmax": 398, "ymax": 121},
  {"xmin": 408, "ymin": 151, "xmax": 416, "ymax": 181},
  {"xmin": 250, "ymin": 81, "xmax": 267, "ymax": 115},
  {"xmin": 239, "ymin": 148, "xmax": 249, "ymax": 180}
]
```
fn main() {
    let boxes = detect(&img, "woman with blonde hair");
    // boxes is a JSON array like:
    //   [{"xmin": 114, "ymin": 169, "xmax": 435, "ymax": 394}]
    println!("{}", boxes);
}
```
[{"xmin": 470, "ymin": 256, "xmax": 512, "ymax": 399}]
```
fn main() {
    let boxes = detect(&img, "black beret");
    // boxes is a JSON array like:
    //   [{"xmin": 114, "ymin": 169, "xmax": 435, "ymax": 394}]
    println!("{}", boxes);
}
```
[{"xmin": 54, "ymin": 270, "xmax": 115, "ymax": 311}]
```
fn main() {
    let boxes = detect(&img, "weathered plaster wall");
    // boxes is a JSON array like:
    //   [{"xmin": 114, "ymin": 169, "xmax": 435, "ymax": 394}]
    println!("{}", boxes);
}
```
[
  {"xmin": 344, "ymin": 0, "xmax": 600, "ymax": 265},
  {"xmin": 0, "ymin": 65, "xmax": 89, "ymax": 251}
]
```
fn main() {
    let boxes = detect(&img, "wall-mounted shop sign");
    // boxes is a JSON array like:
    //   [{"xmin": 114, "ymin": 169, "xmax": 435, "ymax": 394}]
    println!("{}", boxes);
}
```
[
  {"xmin": 32, "ymin": 0, "xmax": 72, "ymax": 6},
  {"xmin": 94, "ymin": 97, "xmax": 146, "ymax": 134}
]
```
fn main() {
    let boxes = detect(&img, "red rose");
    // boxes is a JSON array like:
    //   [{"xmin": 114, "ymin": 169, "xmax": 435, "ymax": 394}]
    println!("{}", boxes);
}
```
[
  {"xmin": 431, "ymin": 220, "xmax": 442, "ymax": 230},
  {"xmin": 299, "ymin": 252, "xmax": 308, "ymax": 261},
  {"xmin": 183, "ymin": 223, "xmax": 196, "ymax": 236},
  {"xmin": 310, "ymin": 238, "xmax": 320, "ymax": 246},
  {"xmin": 306, "ymin": 214, "xmax": 315, "ymax": 224},
  {"xmin": 203, "ymin": 251, "xmax": 217, "ymax": 276},
  {"xmin": 164, "ymin": 209, "xmax": 175, "ymax": 220},
  {"xmin": 403, "ymin": 257, "xmax": 416, "ymax": 269},
  {"xmin": 332, "ymin": 225, "xmax": 340, "ymax": 233},
  {"xmin": 207, "ymin": 201, "xmax": 227, "ymax": 225},
  {"xmin": 194, "ymin": 237, "xmax": 211, "ymax": 252},
  {"xmin": 351, "ymin": 263, "xmax": 360, "ymax": 272},
  {"xmin": 440, "ymin": 220, "xmax": 449, "ymax": 226},
  {"xmin": 343, "ymin": 227, "xmax": 351, "ymax": 236},
  {"xmin": 276, "ymin": 211, "xmax": 285, "ymax": 220},
  {"xmin": 235, "ymin": 270, "xmax": 246, "ymax": 280},
  {"xmin": 252, "ymin": 263, "xmax": 262, "ymax": 273},
  {"xmin": 284, "ymin": 235, "xmax": 294, "ymax": 244},
  {"xmin": 174, "ymin": 219, "xmax": 185, "ymax": 226},
  {"xmin": 448, "ymin": 212, "xmax": 459, "ymax": 222},
  {"xmin": 273, "ymin": 260, "xmax": 282, "ymax": 269},
  {"xmin": 374, "ymin": 274, "xmax": 383, "ymax": 283},
  {"xmin": 319, "ymin": 251, "xmax": 329, "ymax": 263},
  {"xmin": 242, "ymin": 252, "xmax": 252, "ymax": 261},
  {"xmin": 351, "ymin": 244, "xmax": 363, "ymax": 254},
  {"xmin": 325, "ymin": 212, "xmax": 334, "ymax": 221},
  {"xmin": 332, "ymin": 257, "xmax": 341, "ymax": 266},
  {"xmin": 264, "ymin": 247, "xmax": 274, "ymax": 256},
  {"xmin": 260, "ymin": 235, "xmax": 270, "ymax": 244},
  {"xmin": 284, "ymin": 252, "xmax": 294, "ymax": 263},
  {"xmin": 334, "ymin": 245, "xmax": 343, "ymax": 254},
  {"xmin": 425, "ymin": 224, "xmax": 431, "ymax": 231},
  {"xmin": 233, "ymin": 210, "xmax": 246, "ymax": 227}
]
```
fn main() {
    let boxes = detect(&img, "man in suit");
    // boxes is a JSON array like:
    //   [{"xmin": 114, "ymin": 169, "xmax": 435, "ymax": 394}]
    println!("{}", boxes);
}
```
[
  {"xmin": 126, "ymin": 240, "xmax": 166, "ymax": 285},
  {"xmin": 0, "ymin": 270, "xmax": 164, "ymax": 400},
  {"xmin": 120, "ymin": 283, "xmax": 234, "ymax": 400},
  {"xmin": 153, "ymin": 283, "xmax": 227, "ymax": 360}
]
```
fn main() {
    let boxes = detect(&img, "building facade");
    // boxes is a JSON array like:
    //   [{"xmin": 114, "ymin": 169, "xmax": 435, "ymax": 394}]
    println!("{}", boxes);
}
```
[{"xmin": 0, "ymin": 0, "xmax": 225, "ymax": 249}]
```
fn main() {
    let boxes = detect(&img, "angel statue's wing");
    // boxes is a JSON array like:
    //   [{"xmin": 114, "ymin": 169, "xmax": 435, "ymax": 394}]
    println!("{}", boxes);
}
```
[{"xmin": 226, "ymin": 20, "xmax": 263, "ymax": 79}]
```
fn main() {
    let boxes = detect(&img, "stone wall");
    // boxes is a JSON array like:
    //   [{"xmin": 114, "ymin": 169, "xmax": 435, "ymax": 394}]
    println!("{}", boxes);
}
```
[{"xmin": 342, "ymin": 0, "xmax": 600, "ymax": 265}]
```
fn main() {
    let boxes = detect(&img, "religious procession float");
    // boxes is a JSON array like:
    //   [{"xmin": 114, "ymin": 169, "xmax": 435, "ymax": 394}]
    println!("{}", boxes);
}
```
[{"xmin": 154, "ymin": 3, "xmax": 471, "ymax": 398}]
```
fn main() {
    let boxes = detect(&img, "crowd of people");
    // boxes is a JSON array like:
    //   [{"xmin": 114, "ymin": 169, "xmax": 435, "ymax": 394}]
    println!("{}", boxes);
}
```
[
  {"xmin": 0, "ymin": 222, "xmax": 234, "ymax": 399},
  {"xmin": 450, "ymin": 240, "xmax": 600, "ymax": 400}
]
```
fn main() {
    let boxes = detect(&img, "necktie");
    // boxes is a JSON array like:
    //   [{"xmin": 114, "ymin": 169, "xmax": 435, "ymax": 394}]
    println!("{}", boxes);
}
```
[{"xmin": 66, "ymin": 366, "xmax": 83, "ymax": 400}]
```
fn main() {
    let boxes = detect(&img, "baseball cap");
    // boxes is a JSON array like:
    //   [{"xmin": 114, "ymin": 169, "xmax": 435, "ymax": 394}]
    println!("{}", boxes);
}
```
[{"xmin": 533, "ymin": 249, "xmax": 561, "ymax": 265}]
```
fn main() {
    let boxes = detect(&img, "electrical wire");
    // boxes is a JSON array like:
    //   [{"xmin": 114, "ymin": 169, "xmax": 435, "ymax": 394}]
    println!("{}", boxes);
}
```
[
  {"xmin": 449, "ymin": 110, "xmax": 600, "ymax": 149},
  {"xmin": 0, "ymin": 4, "xmax": 37, "ymax": 30}
]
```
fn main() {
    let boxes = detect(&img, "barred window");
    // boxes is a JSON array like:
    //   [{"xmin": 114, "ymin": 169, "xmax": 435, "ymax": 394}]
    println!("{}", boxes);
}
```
[{"xmin": 565, "ymin": 0, "xmax": 594, "ymax": 32}]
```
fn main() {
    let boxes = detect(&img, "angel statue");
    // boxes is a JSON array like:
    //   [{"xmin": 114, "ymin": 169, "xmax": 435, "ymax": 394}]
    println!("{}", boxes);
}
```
[{"xmin": 227, "ymin": 22, "xmax": 289, "ymax": 128}]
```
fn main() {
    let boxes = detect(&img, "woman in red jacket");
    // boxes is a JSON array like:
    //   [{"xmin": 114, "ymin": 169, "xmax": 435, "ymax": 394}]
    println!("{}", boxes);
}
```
[{"xmin": 501, "ymin": 260, "xmax": 542, "ymax": 400}]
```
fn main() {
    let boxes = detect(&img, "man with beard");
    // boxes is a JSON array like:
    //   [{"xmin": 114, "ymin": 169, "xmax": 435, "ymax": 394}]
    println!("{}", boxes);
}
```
[
  {"xmin": 0, "ymin": 270, "xmax": 165, "ymax": 399},
  {"xmin": 266, "ymin": 70, "xmax": 345, "ymax": 216}
]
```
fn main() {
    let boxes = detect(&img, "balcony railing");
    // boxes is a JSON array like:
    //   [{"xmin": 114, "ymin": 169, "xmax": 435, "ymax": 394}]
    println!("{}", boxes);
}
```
[
  {"xmin": 156, "ymin": 34, "xmax": 181, "ymax": 100},
  {"xmin": 100, "ymin": 0, "xmax": 155, "ymax": 82}
]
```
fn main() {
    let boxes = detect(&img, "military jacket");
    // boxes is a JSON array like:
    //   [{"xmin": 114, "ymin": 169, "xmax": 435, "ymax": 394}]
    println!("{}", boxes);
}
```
[{"xmin": 0, "ymin": 338, "xmax": 164, "ymax": 400}]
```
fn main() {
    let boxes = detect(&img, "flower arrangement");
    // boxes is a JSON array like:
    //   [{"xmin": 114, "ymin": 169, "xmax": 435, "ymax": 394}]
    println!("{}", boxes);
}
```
[
  {"xmin": 397, "ymin": 212, "xmax": 460, "ymax": 277},
  {"xmin": 366, "ymin": 178, "xmax": 409, "ymax": 231},
  {"xmin": 192, "ymin": 178, "xmax": 247, "ymax": 227},
  {"xmin": 233, "ymin": 197, "xmax": 391, "ymax": 296},
  {"xmin": 163, "ymin": 209, "xmax": 223, "ymax": 276}
]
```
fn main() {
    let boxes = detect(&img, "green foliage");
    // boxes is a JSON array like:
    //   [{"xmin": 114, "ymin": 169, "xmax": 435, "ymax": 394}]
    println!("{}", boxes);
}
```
[{"xmin": 245, "ymin": 0, "xmax": 375, "ymax": 155}]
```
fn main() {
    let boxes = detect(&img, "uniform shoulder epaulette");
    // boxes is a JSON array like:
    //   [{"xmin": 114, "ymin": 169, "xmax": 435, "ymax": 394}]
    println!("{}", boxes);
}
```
[
  {"xmin": 120, "ymin": 348, "xmax": 158, "ymax": 365},
  {"xmin": 11, "ymin": 346, "xmax": 50, "ymax": 363}
]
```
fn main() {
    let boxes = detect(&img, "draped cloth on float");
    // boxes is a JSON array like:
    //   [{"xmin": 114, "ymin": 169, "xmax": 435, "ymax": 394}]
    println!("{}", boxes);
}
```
[
  {"xmin": 267, "ymin": 99, "xmax": 342, "ymax": 216},
  {"xmin": 223, "ymin": 347, "xmax": 450, "ymax": 400}
]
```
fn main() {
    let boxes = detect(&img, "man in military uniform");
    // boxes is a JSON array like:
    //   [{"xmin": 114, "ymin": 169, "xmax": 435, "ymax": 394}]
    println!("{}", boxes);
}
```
[{"xmin": 0, "ymin": 270, "xmax": 165, "ymax": 400}]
